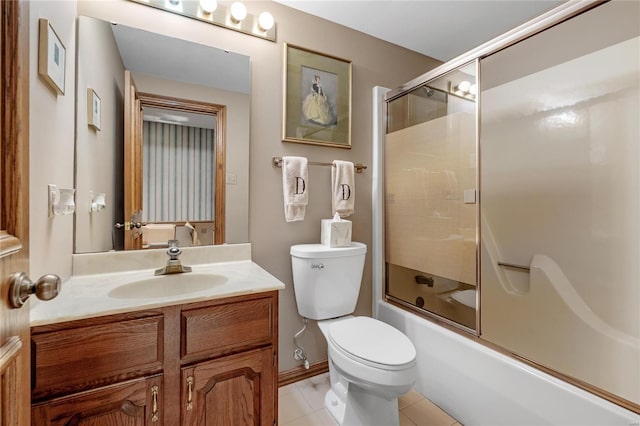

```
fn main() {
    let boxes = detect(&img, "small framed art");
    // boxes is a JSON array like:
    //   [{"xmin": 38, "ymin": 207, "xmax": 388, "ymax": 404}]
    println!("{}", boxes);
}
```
[
  {"xmin": 38, "ymin": 19, "xmax": 66, "ymax": 95},
  {"xmin": 87, "ymin": 88, "xmax": 101, "ymax": 130}
]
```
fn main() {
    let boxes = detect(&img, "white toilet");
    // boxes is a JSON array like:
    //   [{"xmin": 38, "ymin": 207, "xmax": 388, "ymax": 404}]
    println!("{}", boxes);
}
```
[{"xmin": 291, "ymin": 242, "xmax": 417, "ymax": 426}]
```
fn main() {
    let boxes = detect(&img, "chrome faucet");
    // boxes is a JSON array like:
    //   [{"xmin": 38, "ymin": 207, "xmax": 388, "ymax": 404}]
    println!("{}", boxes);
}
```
[{"xmin": 154, "ymin": 240, "xmax": 192, "ymax": 275}]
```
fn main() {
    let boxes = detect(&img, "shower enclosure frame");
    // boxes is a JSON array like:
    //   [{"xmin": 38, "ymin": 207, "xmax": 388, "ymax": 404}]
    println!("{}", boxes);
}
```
[{"xmin": 377, "ymin": 0, "xmax": 639, "ymax": 414}]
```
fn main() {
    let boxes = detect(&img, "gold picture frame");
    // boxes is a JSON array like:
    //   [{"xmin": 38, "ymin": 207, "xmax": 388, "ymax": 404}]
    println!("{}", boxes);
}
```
[
  {"xmin": 38, "ymin": 18, "xmax": 66, "ymax": 95},
  {"xmin": 282, "ymin": 43, "xmax": 352, "ymax": 149}
]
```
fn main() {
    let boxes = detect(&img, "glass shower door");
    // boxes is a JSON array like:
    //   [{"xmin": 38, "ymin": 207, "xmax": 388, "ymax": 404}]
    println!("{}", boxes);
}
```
[
  {"xmin": 384, "ymin": 62, "xmax": 478, "ymax": 330},
  {"xmin": 480, "ymin": 0, "xmax": 640, "ymax": 406}
]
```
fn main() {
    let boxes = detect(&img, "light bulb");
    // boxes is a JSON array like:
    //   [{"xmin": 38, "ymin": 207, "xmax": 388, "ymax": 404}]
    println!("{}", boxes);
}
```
[
  {"xmin": 199, "ymin": 0, "xmax": 217, "ymax": 13},
  {"xmin": 230, "ymin": 2, "xmax": 247, "ymax": 22},
  {"xmin": 469, "ymin": 84, "xmax": 477, "ymax": 96},
  {"xmin": 165, "ymin": 0, "xmax": 182, "ymax": 11},
  {"xmin": 258, "ymin": 12, "xmax": 274, "ymax": 31},
  {"xmin": 457, "ymin": 80, "xmax": 471, "ymax": 93}
]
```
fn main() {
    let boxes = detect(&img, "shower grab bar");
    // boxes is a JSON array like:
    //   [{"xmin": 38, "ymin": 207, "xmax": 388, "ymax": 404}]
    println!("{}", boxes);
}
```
[
  {"xmin": 497, "ymin": 261, "xmax": 531, "ymax": 272},
  {"xmin": 272, "ymin": 156, "xmax": 367, "ymax": 173}
]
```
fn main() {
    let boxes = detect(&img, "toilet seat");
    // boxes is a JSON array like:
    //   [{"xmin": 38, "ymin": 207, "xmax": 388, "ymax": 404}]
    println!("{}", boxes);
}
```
[{"xmin": 328, "ymin": 317, "xmax": 416, "ymax": 371}]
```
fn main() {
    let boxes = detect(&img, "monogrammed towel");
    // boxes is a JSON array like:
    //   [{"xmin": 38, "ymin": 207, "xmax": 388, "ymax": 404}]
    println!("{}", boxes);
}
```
[
  {"xmin": 282, "ymin": 156, "xmax": 308, "ymax": 222},
  {"xmin": 331, "ymin": 160, "xmax": 354, "ymax": 217}
]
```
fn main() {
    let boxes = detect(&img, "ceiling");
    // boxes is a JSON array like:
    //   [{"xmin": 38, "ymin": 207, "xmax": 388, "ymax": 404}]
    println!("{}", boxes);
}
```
[{"xmin": 274, "ymin": 0, "xmax": 565, "ymax": 61}]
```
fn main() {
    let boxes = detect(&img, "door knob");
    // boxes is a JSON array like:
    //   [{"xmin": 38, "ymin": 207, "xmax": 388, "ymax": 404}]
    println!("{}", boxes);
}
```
[
  {"xmin": 9, "ymin": 272, "xmax": 61, "ymax": 308},
  {"xmin": 114, "ymin": 222, "xmax": 143, "ymax": 230}
]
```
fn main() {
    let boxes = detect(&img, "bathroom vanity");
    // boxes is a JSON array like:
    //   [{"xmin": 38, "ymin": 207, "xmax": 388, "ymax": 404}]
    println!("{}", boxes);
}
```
[{"xmin": 29, "ymin": 244, "xmax": 284, "ymax": 425}]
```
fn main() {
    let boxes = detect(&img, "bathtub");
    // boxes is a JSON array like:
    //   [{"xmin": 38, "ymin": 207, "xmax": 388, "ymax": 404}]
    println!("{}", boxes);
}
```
[{"xmin": 376, "ymin": 300, "xmax": 639, "ymax": 425}]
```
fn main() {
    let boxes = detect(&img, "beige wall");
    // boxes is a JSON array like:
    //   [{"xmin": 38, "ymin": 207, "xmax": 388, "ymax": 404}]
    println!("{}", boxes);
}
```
[
  {"xmin": 32, "ymin": 0, "xmax": 440, "ymax": 372},
  {"xmin": 75, "ymin": 16, "xmax": 125, "ymax": 253},
  {"xmin": 29, "ymin": 1, "xmax": 77, "ymax": 279}
]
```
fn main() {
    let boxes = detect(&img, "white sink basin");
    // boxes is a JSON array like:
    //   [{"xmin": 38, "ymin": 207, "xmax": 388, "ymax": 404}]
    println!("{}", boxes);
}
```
[{"xmin": 108, "ymin": 273, "xmax": 228, "ymax": 299}]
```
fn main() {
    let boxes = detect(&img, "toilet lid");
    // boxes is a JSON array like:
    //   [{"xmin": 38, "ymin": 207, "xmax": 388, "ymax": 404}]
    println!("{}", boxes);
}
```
[
  {"xmin": 290, "ymin": 242, "xmax": 366, "ymax": 258},
  {"xmin": 328, "ymin": 317, "xmax": 416, "ymax": 368}
]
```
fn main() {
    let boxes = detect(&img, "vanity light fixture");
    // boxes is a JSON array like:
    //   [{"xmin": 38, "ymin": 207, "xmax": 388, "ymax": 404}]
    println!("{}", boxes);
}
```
[
  {"xmin": 128, "ymin": 0, "xmax": 276, "ymax": 42},
  {"xmin": 451, "ymin": 80, "xmax": 476, "ymax": 100},
  {"xmin": 165, "ymin": 0, "xmax": 183, "ymax": 12},
  {"xmin": 456, "ymin": 80, "xmax": 471, "ymax": 93},
  {"xmin": 199, "ymin": 0, "xmax": 217, "ymax": 14},
  {"xmin": 258, "ymin": 11, "xmax": 274, "ymax": 31},
  {"xmin": 230, "ymin": 2, "xmax": 247, "ymax": 23}
]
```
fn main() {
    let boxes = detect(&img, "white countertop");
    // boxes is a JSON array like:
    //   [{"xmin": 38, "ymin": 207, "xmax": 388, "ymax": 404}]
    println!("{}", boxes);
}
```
[{"xmin": 30, "ymin": 260, "xmax": 285, "ymax": 327}]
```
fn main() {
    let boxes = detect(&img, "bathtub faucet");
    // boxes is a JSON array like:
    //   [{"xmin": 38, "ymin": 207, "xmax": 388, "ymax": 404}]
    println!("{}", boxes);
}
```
[
  {"xmin": 415, "ymin": 275, "xmax": 434, "ymax": 287},
  {"xmin": 155, "ymin": 240, "xmax": 192, "ymax": 275}
]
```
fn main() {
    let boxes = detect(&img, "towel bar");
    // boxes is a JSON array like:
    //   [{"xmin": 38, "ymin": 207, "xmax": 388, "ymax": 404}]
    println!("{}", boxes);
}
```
[
  {"xmin": 497, "ymin": 261, "xmax": 531, "ymax": 272},
  {"xmin": 272, "ymin": 156, "xmax": 367, "ymax": 173}
]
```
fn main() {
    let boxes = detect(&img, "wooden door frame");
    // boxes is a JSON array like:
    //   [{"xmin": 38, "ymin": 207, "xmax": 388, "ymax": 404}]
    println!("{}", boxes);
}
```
[
  {"xmin": 135, "ymin": 92, "xmax": 226, "ymax": 245},
  {"xmin": 123, "ymin": 70, "xmax": 142, "ymax": 250}
]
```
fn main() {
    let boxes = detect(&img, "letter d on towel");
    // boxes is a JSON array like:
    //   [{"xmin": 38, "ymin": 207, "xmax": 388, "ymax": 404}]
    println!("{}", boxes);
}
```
[{"xmin": 340, "ymin": 184, "xmax": 351, "ymax": 200}]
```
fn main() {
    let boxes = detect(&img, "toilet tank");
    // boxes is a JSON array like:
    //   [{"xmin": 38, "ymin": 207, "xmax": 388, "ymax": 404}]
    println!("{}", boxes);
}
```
[{"xmin": 290, "ymin": 242, "xmax": 367, "ymax": 320}]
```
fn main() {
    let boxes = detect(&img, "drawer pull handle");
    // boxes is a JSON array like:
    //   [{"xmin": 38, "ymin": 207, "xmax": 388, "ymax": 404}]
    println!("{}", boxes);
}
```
[
  {"xmin": 151, "ymin": 385, "xmax": 159, "ymax": 422},
  {"xmin": 186, "ymin": 376, "xmax": 194, "ymax": 411}
]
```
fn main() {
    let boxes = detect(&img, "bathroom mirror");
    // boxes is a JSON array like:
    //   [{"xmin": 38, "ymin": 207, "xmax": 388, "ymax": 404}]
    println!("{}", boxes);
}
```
[{"xmin": 74, "ymin": 16, "xmax": 250, "ymax": 253}]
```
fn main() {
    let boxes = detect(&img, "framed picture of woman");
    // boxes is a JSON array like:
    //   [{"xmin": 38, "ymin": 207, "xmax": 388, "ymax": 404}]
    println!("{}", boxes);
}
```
[{"xmin": 283, "ymin": 44, "xmax": 352, "ymax": 148}]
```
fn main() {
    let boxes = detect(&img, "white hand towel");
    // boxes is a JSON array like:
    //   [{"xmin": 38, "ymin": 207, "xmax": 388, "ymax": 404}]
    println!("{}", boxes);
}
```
[
  {"xmin": 331, "ymin": 160, "xmax": 355, "ymax": 217},
  {"xmin": 282, "ymin": 156, "xmax": 309, "ymax": 222}
]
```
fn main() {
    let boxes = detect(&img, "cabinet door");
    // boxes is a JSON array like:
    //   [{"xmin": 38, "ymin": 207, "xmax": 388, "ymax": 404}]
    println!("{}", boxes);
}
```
[
  {"xmin": 31, "ymin": 375, "xmax": 163, "ymax": 425},
  {"xmin": 182, "ymin": 347, "xmax": 274, "ymax": 426}
]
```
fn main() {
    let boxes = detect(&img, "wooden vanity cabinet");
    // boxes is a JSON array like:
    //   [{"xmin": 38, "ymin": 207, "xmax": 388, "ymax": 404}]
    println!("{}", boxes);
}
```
[
  {"xmin": 31, "ymin": 291, "xmax": 278, "ymax": 426},
  {"xmin": 179, "ymin": 295, "xmax": 276, "ymax": 426}
]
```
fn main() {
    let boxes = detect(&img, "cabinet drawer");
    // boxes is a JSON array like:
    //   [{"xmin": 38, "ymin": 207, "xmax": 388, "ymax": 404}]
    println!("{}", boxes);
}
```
[
  {"xmin": 32, "ymin": 315, "xmax": 163, "ymax": 400},
  {"xmin": 182, "ymin": 296, "xmax": 273, "ymax": 362}
]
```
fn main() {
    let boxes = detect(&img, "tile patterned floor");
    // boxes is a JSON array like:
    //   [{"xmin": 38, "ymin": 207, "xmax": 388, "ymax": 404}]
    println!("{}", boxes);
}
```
[{"xmin": 278, "ymin": 373, "xmax": 461, "ymax": 426}]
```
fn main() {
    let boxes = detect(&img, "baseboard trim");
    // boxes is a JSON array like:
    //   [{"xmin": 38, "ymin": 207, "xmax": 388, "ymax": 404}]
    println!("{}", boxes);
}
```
[{"xmin": 278, "ymin": 360, "xmax": 329, "ymax": 387}]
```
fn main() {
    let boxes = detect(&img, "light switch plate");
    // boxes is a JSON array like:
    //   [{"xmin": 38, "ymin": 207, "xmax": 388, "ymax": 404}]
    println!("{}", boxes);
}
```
[{"xmin": 226, "ymin": 173, "xmax": 237, "ymax": 185}]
